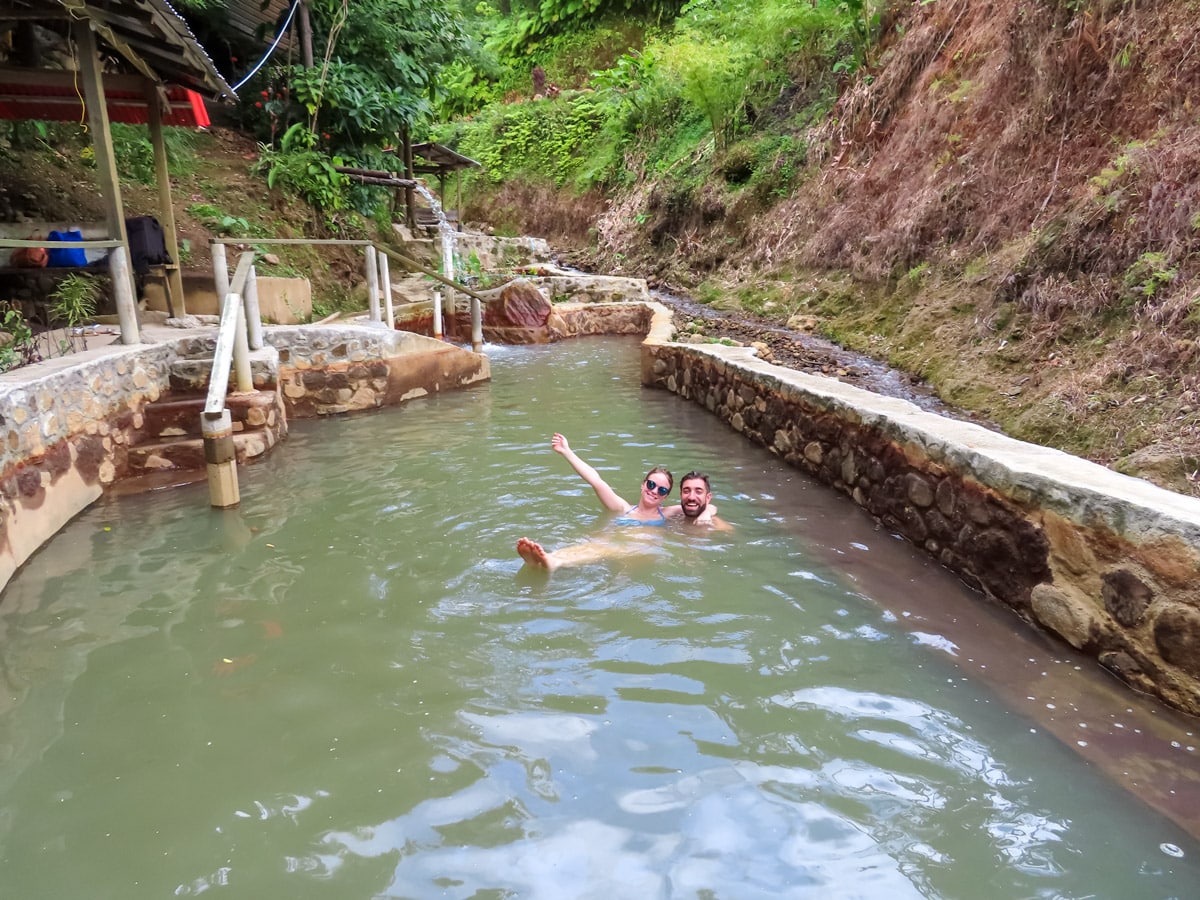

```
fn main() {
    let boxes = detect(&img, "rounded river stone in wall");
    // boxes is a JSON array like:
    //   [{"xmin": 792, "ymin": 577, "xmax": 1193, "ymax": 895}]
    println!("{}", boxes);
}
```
[
  {"xmin": 1101, "ymin": 569, "xmax": 1154, "ymax": 627},
  {"xmin": 1152, "ymin": 603, "xmax": 1200, "ymax": 678}
]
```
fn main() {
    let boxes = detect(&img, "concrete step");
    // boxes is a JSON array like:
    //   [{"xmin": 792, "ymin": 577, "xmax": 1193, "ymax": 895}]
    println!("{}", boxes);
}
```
[
  {"xmin": 169, "ymin": 356, "xmax": 279, "ymax": 392},
  {"xmin": 128, "ymin": 428, "xmax": 280, "ymax": 474},
  {"xmin": 143, "ymin": 390, "xmax": 281, "ymax": 439}
]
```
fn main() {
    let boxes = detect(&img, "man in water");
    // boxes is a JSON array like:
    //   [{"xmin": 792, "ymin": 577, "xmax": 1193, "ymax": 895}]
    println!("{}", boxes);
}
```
[
  {"xmin": 677, "ymin": 471, "xmax": 733, "ymax": 532},
  {"xmin": 516, "ymin": 470, "xmax": 732, "ymax": 571}
]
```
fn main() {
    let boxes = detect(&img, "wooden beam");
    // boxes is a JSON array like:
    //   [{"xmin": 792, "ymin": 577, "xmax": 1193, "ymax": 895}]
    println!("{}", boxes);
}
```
[
  {"xmin": 0, "ymin": 66, "xmax": 149, "ymax": 91},
  {"xmin": 146, "ymin": 80, "xmax": 186, "ymax": 315},
  {"xmin": 402, "ymin": 128, "xmax": 415, "ymax": 229},
  {"xmin": 72, "ymin": 18, "xmax": 135, "ymax": 315},
  {"xmin": 83, "ymin": 19, "xmax": 161, "ymax": 85}
]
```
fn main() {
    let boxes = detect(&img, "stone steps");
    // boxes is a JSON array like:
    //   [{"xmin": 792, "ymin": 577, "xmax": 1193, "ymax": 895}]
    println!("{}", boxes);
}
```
[
  {"xmin": 143, "ymin": 391, "xmax": 280, "ymax": 439},
  {"xmin": 129, "ymin": 429, "xmax": 280, "ymax": 472},
  {"xmin": 129, "ymin": 388, "xmax": 287, "ymax": 475}
]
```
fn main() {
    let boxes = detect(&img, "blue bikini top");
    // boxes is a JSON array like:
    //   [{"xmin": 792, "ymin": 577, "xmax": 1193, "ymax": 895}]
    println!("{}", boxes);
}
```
[{"xmin": 613, "ymin": 506, "xmax": 668, "ymax": 527}]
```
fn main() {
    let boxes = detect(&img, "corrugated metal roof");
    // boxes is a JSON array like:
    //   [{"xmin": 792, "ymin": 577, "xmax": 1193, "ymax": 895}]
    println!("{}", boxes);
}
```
[
  {"xmin": 223, "ymin": 0, "xmax": 294, "ymax": 51},
  {"xmin": 412, "ymin": 142, "xmax": 482, "ymax": 174},
  {"xmin": 0, "ymin": 0, "xmax": 235, "ymax": 99}
]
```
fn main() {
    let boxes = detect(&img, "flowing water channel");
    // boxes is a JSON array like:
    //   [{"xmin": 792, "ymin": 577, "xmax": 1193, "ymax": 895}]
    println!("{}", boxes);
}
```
[{"xmin": 1, "ymin": 337, "xmax": 1199, "ymax": 899}]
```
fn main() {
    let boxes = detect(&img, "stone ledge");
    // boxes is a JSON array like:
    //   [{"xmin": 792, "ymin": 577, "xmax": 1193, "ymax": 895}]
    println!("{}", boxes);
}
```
[{"xmin": 642, "ymin": 337, "xmax": 1200, "ymax": 715}]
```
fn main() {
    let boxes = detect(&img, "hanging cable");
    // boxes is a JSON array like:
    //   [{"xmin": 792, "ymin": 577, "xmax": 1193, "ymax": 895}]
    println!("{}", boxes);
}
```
[{"xmin": 230, "ymin": 0, "xmax": 302, "ymax": 93}]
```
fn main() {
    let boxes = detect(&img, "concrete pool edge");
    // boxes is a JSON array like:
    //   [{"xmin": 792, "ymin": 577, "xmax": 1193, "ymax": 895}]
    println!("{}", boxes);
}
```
[
  {"xmin": 637, "ymin": 306, "xmax": 1200, "ymax": 717},
  {"xmin": 0, "ymin": 322, "xmax": 490, "ymax": 593}
]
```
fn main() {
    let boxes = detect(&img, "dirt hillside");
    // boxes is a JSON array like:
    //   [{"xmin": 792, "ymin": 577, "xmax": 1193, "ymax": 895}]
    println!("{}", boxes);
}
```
[{"xmin": 498, "ymin": 0, "xmax": 1200, "ymax": 496}]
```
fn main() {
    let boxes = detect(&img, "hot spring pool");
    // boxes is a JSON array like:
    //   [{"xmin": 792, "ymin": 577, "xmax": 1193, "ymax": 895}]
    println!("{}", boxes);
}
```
[{"xmin": 0, "ymin": 337, "xmax": 1197, "ymax": 898}]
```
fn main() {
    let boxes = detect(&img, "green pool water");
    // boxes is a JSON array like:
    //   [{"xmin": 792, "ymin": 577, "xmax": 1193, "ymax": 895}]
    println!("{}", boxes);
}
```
[{"xmin": 1, "ymin": 337, "xmax": 1197, "ymax": 899}]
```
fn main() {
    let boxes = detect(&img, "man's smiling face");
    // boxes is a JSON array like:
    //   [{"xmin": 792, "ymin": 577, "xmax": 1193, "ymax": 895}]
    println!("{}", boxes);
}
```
[{"xmin": 680, "ymin": 477, "xmax": 712, "ymax": 518}]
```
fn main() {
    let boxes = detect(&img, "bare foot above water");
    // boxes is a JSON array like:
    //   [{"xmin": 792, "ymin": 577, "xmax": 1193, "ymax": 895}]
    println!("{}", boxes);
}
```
[{"xmin": 517, "ymin": 537, "xmax": 556, "ymax": 571}]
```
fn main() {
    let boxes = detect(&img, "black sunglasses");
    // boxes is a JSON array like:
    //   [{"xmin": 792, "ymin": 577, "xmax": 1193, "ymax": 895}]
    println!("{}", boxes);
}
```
[{"xmin": 645, "ymin": 478, "xmax": 671, "ymax": 497}]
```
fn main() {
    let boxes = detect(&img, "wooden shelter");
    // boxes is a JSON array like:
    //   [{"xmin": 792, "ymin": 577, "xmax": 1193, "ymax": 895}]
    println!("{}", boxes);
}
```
[
  {"xmin": 410, "ymin": 142, "xmax": 481, "ymax": 230},
  {"xmin": 0, "ymin": 0, "xmax": 234, "ymax": 333}
]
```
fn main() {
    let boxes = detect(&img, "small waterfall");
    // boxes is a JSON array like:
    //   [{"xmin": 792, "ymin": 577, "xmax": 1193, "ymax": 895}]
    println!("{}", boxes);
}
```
[{"xmin": 413, "ymin": 183, "xmax": 458, "ymax": 284}]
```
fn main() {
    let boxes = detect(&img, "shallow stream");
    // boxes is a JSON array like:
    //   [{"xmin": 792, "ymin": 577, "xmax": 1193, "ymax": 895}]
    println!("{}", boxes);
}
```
[{"xmin": 1, "ymin": 337, "xmax": 1197, "ymax": 898}]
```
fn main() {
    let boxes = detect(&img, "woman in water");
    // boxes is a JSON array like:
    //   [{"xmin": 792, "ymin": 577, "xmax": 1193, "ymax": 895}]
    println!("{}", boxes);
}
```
[
  {"xmin": 516, "ymin": 433, "xmax": 711, "ymax": 570},
  {"xmin": 550, "ymin": 432, "xmax": 679, "ymax": 524}
]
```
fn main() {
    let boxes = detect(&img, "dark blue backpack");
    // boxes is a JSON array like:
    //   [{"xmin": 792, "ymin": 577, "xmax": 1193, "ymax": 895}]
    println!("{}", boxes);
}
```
[{"xmin": 47, "ymin": 229, "xmax": 87, "ymax": 267}]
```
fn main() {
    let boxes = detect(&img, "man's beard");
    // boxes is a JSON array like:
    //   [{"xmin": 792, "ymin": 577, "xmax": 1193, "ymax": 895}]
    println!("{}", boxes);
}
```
[{"xmin": 682, "ymin": 500, "xmax": 708, "ymax": 519}]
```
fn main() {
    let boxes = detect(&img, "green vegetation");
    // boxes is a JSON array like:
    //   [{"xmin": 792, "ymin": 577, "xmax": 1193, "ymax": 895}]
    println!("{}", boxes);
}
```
[
  {"xmin": 48, "ymin": 273, "xmax": 100, "ymax": 354},
  {"xmin": 188, "ymin": 203, "xmax": 255, "ymax": 237},
  {"xmin": 110, "ymin": 123, "xmax": 198, "ymax": 184},
  {"xmin": 429, "ymin": 0, "xmax": 873, "ymax": 217},
  {"xmin": 0, "ymin": 307, "xmax": 36, "ymax": 372}
]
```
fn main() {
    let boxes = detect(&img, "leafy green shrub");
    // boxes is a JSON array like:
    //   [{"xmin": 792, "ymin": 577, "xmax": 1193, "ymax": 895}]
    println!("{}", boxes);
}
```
[
  {"xmin": 254, "ymin": 123, "xmax": 350, "ymax": 211},
  {"xmin": 451, "ymin": 91, "xmax": 612, "ymax": 188},
  {"xmin": 0, "ymin": 307, "xmax": 37, "ymax": 372},
  {"xmin": 746, "ymin": 133, "xmax": 808, "ymax": 202},
  {"xmin": 188, "ymin": 203, "xmax": 255, "ymax": 236},
  {"xmin": 1122, "ymin": 252, "xmax": 1177, "ymax": 304},
  {"xmin": 236, "ymin": 0, "xmax": 467, "ymax": 157}
]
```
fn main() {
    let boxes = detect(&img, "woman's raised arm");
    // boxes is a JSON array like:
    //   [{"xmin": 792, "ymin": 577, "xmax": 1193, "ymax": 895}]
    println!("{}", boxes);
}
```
[{"xmin": 552, "ymin": 433, "xmax": 628, "ymax": 512}]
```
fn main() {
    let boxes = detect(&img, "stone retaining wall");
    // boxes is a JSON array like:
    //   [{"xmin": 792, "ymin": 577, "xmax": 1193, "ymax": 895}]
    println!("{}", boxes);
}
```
[
  {"xmin": 639, "ymin": 307, "xmax": 1200, "ymax": 716},
  {"xmin": 268, "ymin": 326, "xmax": 490, "ymax": 417},
  {"xmin": 0, "ymin": 344, "xmax": 173, "ymax": 593}
]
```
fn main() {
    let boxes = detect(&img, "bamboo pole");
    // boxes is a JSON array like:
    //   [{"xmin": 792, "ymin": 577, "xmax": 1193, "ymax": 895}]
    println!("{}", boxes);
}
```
[
  {"xmin": 374, "ymin": 245, "xmax": 488, "ymax": 306},
  {"xmin": 402, "ymin": 129, "xmax": 416, "ymax": 229}
]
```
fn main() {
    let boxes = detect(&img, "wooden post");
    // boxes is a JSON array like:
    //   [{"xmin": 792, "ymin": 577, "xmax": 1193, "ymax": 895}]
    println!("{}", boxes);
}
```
[
  {"xmin": 72, "ymin": 20, "xmax": 134, "ymax": 305},
  {"xmin": 402, "ymin": 128, "xmax": 415, "ymax": 229},
  {"xmin": 211, "ymin": 241, "xmax": 229, "ymax": 299},
  {"xmin": 378, "ymin": 252, "xmax": 394, "ymax": 329},
  {"xmin": 145, "ymin": 81, "xmax": 186, "ymax": 315},
  {"xmin": 203, "ymin": 410, "xmax": 240, "ymax": 508},
  {"xmin": 470, "ymin": 294, "xmax": 482, "ymax": 353},
  {"xmin": 233, "ymin": 302, "xmax": 253, "ymax": 393},
  {"xmin": 298, "ymin": 0, "xmax": 315, "ymax": 68},
  {"xmin": 110, "ymin": 245, "xmax": 140, "ymax": 345},
  {"xmin": 364, "ymin": 245, "xmax": 380, "ymax": 321},
  {"xmin": 244, "ymin": 265, "xmax": 264, "ymax": 350},
  {"xmin": 456, "ymin": 173, "xmax": 463, "ymax": 232}
]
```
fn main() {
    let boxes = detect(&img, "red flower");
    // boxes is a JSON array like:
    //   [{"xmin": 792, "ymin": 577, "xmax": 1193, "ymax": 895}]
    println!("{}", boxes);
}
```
[
  {"xmin": 322, "ymin": 133, "xmax": 330, "ymax": 140},
  {"xmin": 255, "ymin": 102, "xmax": 262, "ymax": 108},
  {"xmin": 261, "ymin": 90, "xmax": 269, "ymax": 97}
]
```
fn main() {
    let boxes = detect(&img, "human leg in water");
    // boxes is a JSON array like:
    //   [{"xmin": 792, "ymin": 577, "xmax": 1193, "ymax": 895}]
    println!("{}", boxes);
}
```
[{"xmin": 516, "ymin": 536, "xmax": 648, "ymax": 571}]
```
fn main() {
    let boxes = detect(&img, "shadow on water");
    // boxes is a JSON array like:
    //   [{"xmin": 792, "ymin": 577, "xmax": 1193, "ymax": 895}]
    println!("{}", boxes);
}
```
[{"xmin": 0, "ymin": 336, "xmax": 1197, "ymax": 899}]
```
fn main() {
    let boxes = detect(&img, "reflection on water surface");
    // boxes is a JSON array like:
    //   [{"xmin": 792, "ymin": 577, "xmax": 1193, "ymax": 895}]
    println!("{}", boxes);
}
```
[{"xmin": 0, "ymin": 337, "xmax": 1197, "ymax": 899}]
